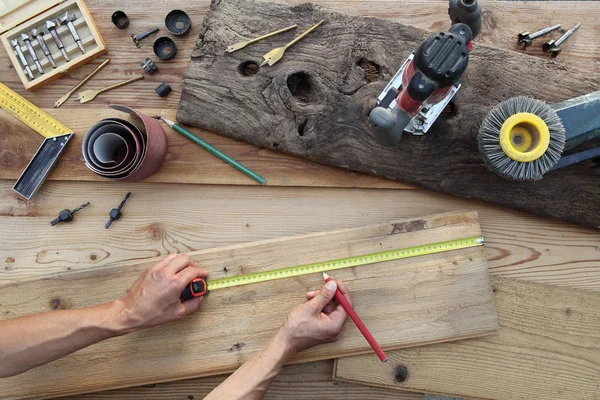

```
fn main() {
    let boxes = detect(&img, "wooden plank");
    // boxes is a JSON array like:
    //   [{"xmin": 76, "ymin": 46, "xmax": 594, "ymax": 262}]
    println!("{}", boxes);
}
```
[
  {"xmin": 1, "ymin": 1, "xmax": 598, "ymax": 190},
  {"xmin": 2, "ymin": 180, "xmax": 600, "ymax": 291},
  {"xmin": 0, "ymin": 211, "xmax": 499, "ymax": 399},
  {"xmin": 334, "ymin": 277, "xmax": 600, "ymax": 400},
  {"xmin": 177, "ymin": 0, "xmax": 600, "ymax": 229},
  {"xmin": 0, "ymin": 107, "xmax": 407, "ymax": 189},
  {"xmin": 63, "ymin": 360, "xmax": 424, "ymax": 400}
]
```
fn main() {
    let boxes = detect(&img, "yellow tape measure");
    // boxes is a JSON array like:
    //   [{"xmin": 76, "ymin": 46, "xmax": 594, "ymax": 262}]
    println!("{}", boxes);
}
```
[
  {"xmin": 207, "ymin": 236, "xmax": 484, "ymax": 290},
  {"xmin": 0, "ymin": 82, "xmax": 72, "ymax": 138}
]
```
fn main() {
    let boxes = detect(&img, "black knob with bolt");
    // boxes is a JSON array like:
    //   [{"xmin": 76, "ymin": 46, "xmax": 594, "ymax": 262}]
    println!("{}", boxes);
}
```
[
  {"xmin": 105, "ymin": 192, "xmax": 131, "ymax": 229},
  {"xmin": 51, "ymin": 202, "xmax": 90, "ymax": 226}
]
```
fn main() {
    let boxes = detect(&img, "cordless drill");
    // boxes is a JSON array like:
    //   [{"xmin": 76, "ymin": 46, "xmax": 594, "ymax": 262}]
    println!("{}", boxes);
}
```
[{"xmin": 369, "ymin": 0, "xmax": 482, "ymax": 147}]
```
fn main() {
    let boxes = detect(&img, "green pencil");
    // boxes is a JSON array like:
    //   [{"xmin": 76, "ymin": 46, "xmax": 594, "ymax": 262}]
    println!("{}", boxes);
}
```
[{"xmin": 159, "ymin": 116, "xmax": 266, "ymax": 185}]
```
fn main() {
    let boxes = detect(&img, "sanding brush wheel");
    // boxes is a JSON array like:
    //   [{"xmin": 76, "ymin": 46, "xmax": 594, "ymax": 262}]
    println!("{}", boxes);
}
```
[{"xmin": 478, "ymin": 96, "xmax": 566, "ymax": 181}]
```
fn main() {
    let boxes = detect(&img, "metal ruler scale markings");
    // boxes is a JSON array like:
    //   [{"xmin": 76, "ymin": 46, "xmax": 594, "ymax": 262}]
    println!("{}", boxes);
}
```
[
  {"xmin": 0, "ymin": 82, "xmax": 74, "ymax": 200},
  {"xmin": 206, "ymin": 236, "xmax": 484, "ymax": 290}
]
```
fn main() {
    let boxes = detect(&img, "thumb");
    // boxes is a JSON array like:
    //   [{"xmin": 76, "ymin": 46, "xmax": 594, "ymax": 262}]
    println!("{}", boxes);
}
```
[{"xmin": 308, "ymin": 280, "xmax": 337, "ymax": 313}]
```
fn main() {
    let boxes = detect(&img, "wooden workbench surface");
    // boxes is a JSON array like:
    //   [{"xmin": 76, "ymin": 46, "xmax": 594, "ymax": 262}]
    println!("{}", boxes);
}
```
[{"xmin": 1, "ymin": 0, "xmax": 599, "ymax": 398}]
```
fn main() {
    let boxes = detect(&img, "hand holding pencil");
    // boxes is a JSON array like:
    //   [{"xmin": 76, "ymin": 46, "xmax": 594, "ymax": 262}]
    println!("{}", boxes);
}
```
[
  {"xmin": 276, "ymin": 275, "xmax": 387, "ymax": 362},
  {"xmin": 278, "ymin": 279, "xmax": 351, "ymax": 355},
  {"xmin": 322, "ymin": 272, "xmax": 388, "ymax": 362}
]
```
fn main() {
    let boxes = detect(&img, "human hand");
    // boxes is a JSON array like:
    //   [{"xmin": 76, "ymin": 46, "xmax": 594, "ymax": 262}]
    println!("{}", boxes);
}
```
[
  {"xmin": 278, "ymin": 280, "xmax": 351, "ymax": 356},
  {"xmin": 116, "ymin": 254, "xmax": 208, "ymax": 333}
]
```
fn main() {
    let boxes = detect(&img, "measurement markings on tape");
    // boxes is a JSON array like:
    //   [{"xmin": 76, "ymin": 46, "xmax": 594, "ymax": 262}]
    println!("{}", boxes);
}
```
[
  {"xmin": 207, "ymin": 236, "xmax": 484, "ymax": 290},
  {"xmin": 0, "ymin": 83, "xmax": 72, "ymax": 138}
]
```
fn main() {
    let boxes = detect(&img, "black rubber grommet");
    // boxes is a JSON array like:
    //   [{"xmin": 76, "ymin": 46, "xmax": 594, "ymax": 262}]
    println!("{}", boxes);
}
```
[
  {"xmin": 111, "ymin": 11, "xmax": 129, "ymax": 29},
  {"xmin": 165, "ymin": 9, "xmax": 191, "ymax": 36},
  {"xmin": 153, "ymin": 37, "xmax": 177, "ymax": 60},
  {"xmin": 155, "ymin": 82, "xmax": 172, "ymax": 97}
]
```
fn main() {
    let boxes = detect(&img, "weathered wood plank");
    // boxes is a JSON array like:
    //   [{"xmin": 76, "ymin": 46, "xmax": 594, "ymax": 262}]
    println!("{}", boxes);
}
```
[
  {"xmin": 0, "ymin": 211, "xmax": 498, "ymax": 399},
  {"xmin": 334, "ymin": 276, "xmax": 600, "ymax": 400},
  {"xmin": 177, "ymin": 0, "xmax": 600, "ymax": 229},
  {"xmin": 64, "ymin": 360, "xmax": 423, "ymax": 400},
  {"xmin": 2, "ymin": 180, "xmax": 599, "ymax": 291}
]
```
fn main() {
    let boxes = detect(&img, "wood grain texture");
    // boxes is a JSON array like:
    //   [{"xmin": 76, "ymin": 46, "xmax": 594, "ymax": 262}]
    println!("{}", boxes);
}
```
[
  {"xmin": 2, "ymin": 180, "xmax": 599, "ymax": 291},
  {"xmin": 2, "ymin": 1, "xmax": 599, "ymax": 190},
  {"xmin": 0, "ymin": 107, "xmax": 406, "ymax": 189},
  {"xmin": 177, "ymin": 0, "xmax": 600, "ymax": 229},
  {"xmin": 334, "ymin": 276, "xmax": 600, "ymax": 400},
  {"xmin": 0, "ymin": 211, "xmax": 498, "ymax": 399},
  {"xmin": 63, "ymin": 360, "xmax": 423, "ymax": 400}
]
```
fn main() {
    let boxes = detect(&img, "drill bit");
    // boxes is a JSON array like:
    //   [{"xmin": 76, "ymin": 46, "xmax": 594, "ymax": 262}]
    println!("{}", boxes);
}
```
[
  {"xmin": 21, "ymin": 33, "xmax": 43, "ymax": 74},
  {"xmin": 260, "ymin": 20, "xmax": 325, "ymax": 67},
  {"xmin": 50, "ymin": 202, "xmax": 90, "ymax": 226},
  {"xmin": 58, "ymin": 12, "xmax": 85, "ymax": 54},
  {"xmin": 32, "ymin": 27, "xmax": 56, "ymax": 68},
  {"xmin": 10, "ymin": 39, "xmax": 34, "ymax": 80},
  {"xmin": 55, "ymin": 59, "xmax": 110, "ymax": 108},
  {"xmin": 44, "ymin": 20, "xmax": 69, "ymax": 61},
  {"xmin": 543, "ymin": 23, "xmax": 581, "ymax": 58},
  {"xmin": 517, "ymin": 24, "xmax": 561, "ymax": 48},
  {"xmin": 105, "ymin": 192, "xmax": 131, "ymax": 229},
  {"xmin": 226, "ymin": 24, "xmax": 297, "ymax": 53}
]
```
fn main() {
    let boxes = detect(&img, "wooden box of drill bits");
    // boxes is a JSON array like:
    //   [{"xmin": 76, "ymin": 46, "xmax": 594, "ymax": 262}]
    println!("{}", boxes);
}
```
[{"xmin": 0, "ymin": 0, "xmax": 106, "ymax": 90}]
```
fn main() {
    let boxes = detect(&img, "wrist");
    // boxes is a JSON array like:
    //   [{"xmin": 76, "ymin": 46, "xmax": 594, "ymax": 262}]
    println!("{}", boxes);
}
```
[
  {"xmin": 271, "ymin": 328, "xmax": 297, "ymax": 361},
  {"xmin": 103, "ymin": 299, "xmax": 138, "ymax": 336}
]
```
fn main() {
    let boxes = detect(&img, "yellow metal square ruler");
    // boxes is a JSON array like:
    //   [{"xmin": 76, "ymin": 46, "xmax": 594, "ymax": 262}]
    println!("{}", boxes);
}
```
[{"xmin": 0, "ymin": 82, "xmax": 74, "ymax": 199}]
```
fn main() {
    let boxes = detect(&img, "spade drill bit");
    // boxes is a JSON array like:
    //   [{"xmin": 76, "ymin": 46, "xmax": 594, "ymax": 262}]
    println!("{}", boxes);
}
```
[
  {"xmin": 21, "ymin": 33, "xmax": 43, "ymax": 74},
  {"xmin": 59, "ymin": 12, "xmax": 85, "ymax": 54},
  {"xmin": 543, "ymin": 23, "xmax": 581, "ymax": 58},
  {"xmin": 517, "ymin": 23, "xmax": 561, "ymax": 48},
  {"xmin": 44, "ymin": 20, "xmax": 69, "ymax": 62},
  {"xmin": 32, "ymin": 27, "xmax": 56, "ymax": 68},
  {"xmin": 10, "ymin": 39, "xmax": 34, "ymax": 80}
]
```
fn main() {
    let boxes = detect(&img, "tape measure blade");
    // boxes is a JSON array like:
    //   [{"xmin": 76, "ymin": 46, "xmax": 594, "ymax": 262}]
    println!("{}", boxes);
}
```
[
  {"xmin": 0, "ymin": 83, "xmax": 72, "ymax": 138},
  {"xmin": 206, "ymin": 236, "xmax": 483, "ymax": 291}
]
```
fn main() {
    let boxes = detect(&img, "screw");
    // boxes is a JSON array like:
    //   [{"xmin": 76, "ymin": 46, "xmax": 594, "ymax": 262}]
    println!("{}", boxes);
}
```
[
  {"xmin": 10, "ymin": 39, "xmax": 34, "ymax": 80},
  {"xmin": 21, "ymin": 33, "xmax": 44, "ymax": 74},
  {"xmin": 543, "ymin": 23, "xmax": 581, "ymax": 58},
  {"xmin": 44, "ymin": 20, "xmax": 69, "ymax": 61},
  {"xmin": 58, "ymin": 12, "xmax": 85, "ymax": 54},
  {"xmin": 517, "ymin": 24, "xmax": 561, "ymax": 48},
  {"xmin": 131, "ymin": 28, "xmax": 159, "ymax": 48},
  {"xmin": 394, "ymin": 364, "xmax": 408, "ymax": 382},
  {"xmin": 32, "ymin": 27, "xmax": 56, "ymax": 68}
]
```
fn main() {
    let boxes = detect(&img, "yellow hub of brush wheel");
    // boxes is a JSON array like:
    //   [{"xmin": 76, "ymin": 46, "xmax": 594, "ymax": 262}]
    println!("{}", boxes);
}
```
[{"xmin": 499, "ymin": 113, "xmax": 550, "ymax": 162}]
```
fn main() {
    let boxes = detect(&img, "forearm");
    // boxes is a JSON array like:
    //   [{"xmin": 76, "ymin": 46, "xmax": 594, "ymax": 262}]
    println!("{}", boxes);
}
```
[
  {"xmin": 0, "ymin": 300, "xmax": 127, "ymax": 377},
  {"xmin": 205, "ymin": 330, "xmax": 293, "ymax": 400}
]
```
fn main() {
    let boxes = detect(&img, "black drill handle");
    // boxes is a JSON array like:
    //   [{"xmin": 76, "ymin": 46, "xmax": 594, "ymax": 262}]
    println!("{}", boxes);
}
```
[{"xmin": 180, "ymin": 277, "xmax": 209, "ymax": 301}]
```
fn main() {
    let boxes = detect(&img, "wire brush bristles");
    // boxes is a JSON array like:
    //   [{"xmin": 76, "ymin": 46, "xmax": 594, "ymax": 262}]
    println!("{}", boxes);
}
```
[{"xmin": 478, "ymin": 96, "xmax": 565, "ymax": 181}]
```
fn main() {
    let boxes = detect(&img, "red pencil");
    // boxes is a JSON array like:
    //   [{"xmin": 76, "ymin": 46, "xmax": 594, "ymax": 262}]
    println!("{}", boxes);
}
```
[{"xmin": 322, "ymin": 272, "xmax": 387, "ymax": 362}]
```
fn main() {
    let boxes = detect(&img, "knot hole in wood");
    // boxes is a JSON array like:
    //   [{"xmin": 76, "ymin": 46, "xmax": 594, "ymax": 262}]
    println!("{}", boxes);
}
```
[
  {"xmin": 238, "ymin": 61, "xmax": 259, "ymax": 76},
  {"xmin": 286, "ymin": 72, "xmax": 312, "ymax": 103}
]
